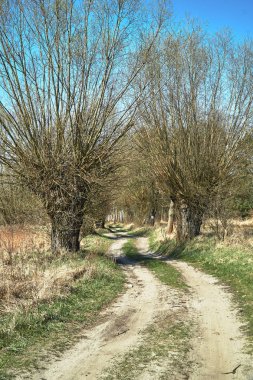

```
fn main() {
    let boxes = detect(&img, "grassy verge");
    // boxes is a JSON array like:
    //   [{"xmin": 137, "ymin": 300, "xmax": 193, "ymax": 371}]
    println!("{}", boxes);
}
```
[
  {"xmin": 106, "ymin": 224, "xmax": 151, "ymax": 238},
  {"xmin": 0, "ymin": 235, "xmax": 124, "ymax": 379},
  {"xmin": 81, "ymin": 231, "xmax": 114, "ymax": 255},
  {"xmin": 152, "ymin": 234, "xmax": 253, "ymax": 352},
  {"xmin": 149, "ymin": 228, "xmax": 175, "ymax": 255},
  {"xmin": 122, "ymin": 240, "xmax": 187, "ymax": 290},
  {"xmin": 126, "ymin": 226, "xmax": 151, "ymax": 237}
]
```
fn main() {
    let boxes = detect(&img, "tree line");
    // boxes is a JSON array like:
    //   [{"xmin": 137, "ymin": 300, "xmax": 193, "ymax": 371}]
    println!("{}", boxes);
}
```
[{"xmin": 0, "ymin": 1, "xmax": 252, "ymax": 252}]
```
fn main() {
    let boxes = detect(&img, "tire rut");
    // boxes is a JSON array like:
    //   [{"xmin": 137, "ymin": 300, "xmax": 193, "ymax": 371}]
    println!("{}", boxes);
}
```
[
  {"xmin": 170, "ymin": 261, "xmax": 253, "ymax": 380},
  {"xmin": 30, "ymin": 238, "xmax": 166, "ymax": 380},
  {"xmin": 27, "ymin": 234, "xmax": 253, "ymax": 380},
  {"xmin": 136, "ymin": 237, "xmax": 253, "ymax": 379}
]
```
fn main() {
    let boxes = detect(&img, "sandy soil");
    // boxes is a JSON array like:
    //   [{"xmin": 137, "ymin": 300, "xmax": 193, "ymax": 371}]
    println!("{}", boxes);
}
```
[
  {"xmin": 27, "ymin": 234, "xmax": 253, "ymax": 380},
  {"xmin": 137, "ymin": 237, "xmax": 253, "ymax": 379},
  {"xmin": 30, "ymin": 237, "xmax": 179, "ymax": 380},
  {"xmin": 170, "ymin": 261, "xmax": 253, "ymax": 380}
]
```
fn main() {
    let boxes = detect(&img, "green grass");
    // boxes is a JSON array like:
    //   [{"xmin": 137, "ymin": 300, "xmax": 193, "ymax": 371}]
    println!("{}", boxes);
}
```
[
  {"xmin": 81, "ymin": 232, "xmax": 113, "ymax": 255},
  {"xmin": 122, "ymin": 240, "xmax": 187, "ymax": 290},
  {"xmin": 125, "ymin": 226, "xmax": 151, "ymax": 237},
  {"xmin": 106, "ymin": 225, "xmax": 151, "ymax": 237},
  {"xmin": 149, "ymin": 229, "xmax": 176, "ymax": 255},
  {"xmin": 153, "ymin": 235, "xmax": 253, "ymax": 352},
  {"xmin": 0, "ymin": 238, "xmax": 124, "ymax": 379}
]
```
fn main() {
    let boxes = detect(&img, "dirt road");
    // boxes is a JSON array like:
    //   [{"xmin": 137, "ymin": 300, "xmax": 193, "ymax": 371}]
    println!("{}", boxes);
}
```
[
  {"xmin": 170, "ymin": 261, "xmax": 253, "ymax": 379},
  {"xmin": 31, "ymin": 237, "xmax": 182, "ymax": 380},
  {"xmin": 137, "ymin": 237, "xmax": 253, "ymax": 379},
  {"xmin": 30, "ymin": 234, "xmax": 252, "ymax": 380}
]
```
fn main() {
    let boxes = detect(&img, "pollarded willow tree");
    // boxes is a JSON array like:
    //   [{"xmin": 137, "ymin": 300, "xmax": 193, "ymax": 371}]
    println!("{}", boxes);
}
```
[
  {"xmin": 0, "ymin": 0, "xmax": 168, "ymax": 252},
  {"xmin": 136, "ymin": 25, "xmax": 253, "ymax": 241}
]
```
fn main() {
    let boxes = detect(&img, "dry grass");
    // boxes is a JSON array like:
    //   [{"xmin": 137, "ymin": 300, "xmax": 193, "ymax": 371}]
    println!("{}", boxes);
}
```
[
  {"xmin": 0, "ymin": 225, "xmax": 106, "ymax": 314},
  {"xmin": 0, "ymin": 224, "xmax": 50, "ymax": 253},
  {"xmin": 201, "ymin": 217, "xmax": 253, "ymax": 247},
  {"xmin": 228, "ymin": 218, "xmax": 253, "ymax": 245},
  {"xmin": 0, "ymin": 227, "xmax": 124, "ymax": 378},
  {"xmin": 151, "ymin": 217, "xmax": 253, "ymax": 249}
]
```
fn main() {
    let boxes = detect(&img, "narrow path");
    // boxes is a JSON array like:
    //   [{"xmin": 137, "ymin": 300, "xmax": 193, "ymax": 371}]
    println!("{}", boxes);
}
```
[
  {"xmin": 31, "ymin": 237, "xmax": 177, "ymax": 380},
  {"xmin": 170, "ymin": 261, "xmax": 253, "ymax": 379}
]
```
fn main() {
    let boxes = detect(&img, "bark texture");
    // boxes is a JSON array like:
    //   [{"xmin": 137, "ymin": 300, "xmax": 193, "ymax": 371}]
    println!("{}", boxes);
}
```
[
  {"xmin": 47, "ymin": 193, "xmax": 86, "ymax": 253},
  {"xmin": 175, "ymin": 199, "xmax": 204, "ymax": 242},
  {"xmin": 51, "ymin": 218, "xmax": 83, "ymax": 253}
]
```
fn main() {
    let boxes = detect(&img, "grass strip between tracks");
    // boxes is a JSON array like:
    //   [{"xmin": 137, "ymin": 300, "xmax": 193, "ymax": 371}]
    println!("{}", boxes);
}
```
[
  {"xmin": 101, "ymin": 239, "xmax": 192, "ymax": 380},
  {"xmin": 122, "ymin": 239, "xmax": 187, "ymax": 290}
]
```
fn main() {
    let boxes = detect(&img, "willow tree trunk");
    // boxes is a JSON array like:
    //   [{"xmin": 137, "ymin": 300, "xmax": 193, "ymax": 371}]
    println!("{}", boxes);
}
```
[
  {"xmin": 51, "ymin": 218, "xmax": 83, "ymax": 253},
  {"xmin": 167, "ymin": 200, "xmax": 174, "ymax": 234},
  {"xmin": 175, "ymin": 200, "xmax": 204, "ymax": 242},
  {"xmin": 47, "ymin": 195, "xmax": 86, "ymax": 253}
]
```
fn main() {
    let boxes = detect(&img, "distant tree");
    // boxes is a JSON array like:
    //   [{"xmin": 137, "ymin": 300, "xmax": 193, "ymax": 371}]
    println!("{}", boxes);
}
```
[
  {"xmin": 0, "ymin": 0, "xmax": 168, "ymax": 252},
  {"xmin": 114, "ymin": 136, "xmax": 168, "ymax": 225}
]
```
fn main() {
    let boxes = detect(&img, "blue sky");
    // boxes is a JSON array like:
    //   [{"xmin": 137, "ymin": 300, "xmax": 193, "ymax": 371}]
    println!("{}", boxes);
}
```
[{"xmin": 173, "ymin": 0, "xmax": 253, "ymax": 40}]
